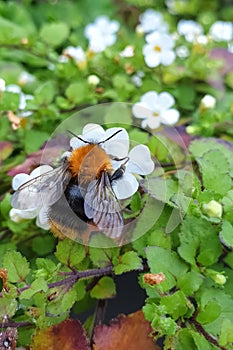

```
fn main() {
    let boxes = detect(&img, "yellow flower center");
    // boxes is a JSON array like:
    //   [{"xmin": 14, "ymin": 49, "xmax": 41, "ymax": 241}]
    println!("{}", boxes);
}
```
[
  {"xmin": 153, "ymin": 112, "xmax": 159, "ymax": 117},
  {"xmin": 153, "ymin": 45, "xmax": 161, "ymax": 52}
]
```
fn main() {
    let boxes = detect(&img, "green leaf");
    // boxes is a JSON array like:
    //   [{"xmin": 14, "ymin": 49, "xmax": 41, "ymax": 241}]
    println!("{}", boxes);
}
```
[
  {"xmin": 3, "ymin": 251, "xmax": 30, "ymax": 283},
  {"xmin": 24, "ymin": 129, "xmax": 49, "ymax": 153},
  {"xmin": 114, "ymin": 251, "xmax": 142, "ymax": 275},
  {"xmin": 20, "ymin": 277, "xmax": 48, "ymax": 299},
  {"xmin": 129, "ymin": 192, "xmax": 142, "ymax": 212},
  {"xmin": 65, "ymin": 82, "xmax": 88, "ymax": 104},
  {"xmin": 222, "ymin": 190, "xmax": 233, "ymax": 224},
  {"xmin": 47, "ymin": 286, "xmax": 77, "ymax": 315},
  {"xmin": 89, "ymin": 233, "xmax": 119, "ymax": 268},
  {"xmin": 219, "ymin": 319, "xmax": 233, "ymax": 347},
  {"xmin": 40, "ymin": 22, "xmax": 69, "ymax": 47},
  {"xmin": 178, "ymin": 216, "xmax": 221, "ymax": 266},
  {"xmin": 161, "ymin": 290, "xmax": 188, "ymax": 320},
  {"xmin": 220, "ymin": 220, "xmax": 233, "ymax": 248},
  {"xmin": 0, "ymin": 16, "xmax": 27, "ymax": 43},
  {"xmin": 104, "ymin": 103, "xmax": 132, "ymax": 128},
  {"xmin": 146, "ymin": 246, "xmax": 188, "ymax": 291},
  {"xmin": 176, "ymin": 329, "xmax": 213, "ymax": 350},
  {"xmin": 55, "ymin": 239, "xmax": 86, "ymax": 268},
  {"xmin": 90, "ymin": 276, "xmax": 116, "ymax": 299},
  {"xmin": 177, "ymin": 270, "xmax": 203, "ymax": 295},
  {"xmin": 32, "ymin": 235, "xmax": 56, "ymax": 256},
  {"xmin": 34, "ymin": 81, "xmax": 56, "ymax": 105},
  {"xmin": 0, "ymin": 91, "xmax": 20, "ymax": 111},
  {"xmin": 197, "ymin": 301, "xmax": 221, "ymax": 325}
]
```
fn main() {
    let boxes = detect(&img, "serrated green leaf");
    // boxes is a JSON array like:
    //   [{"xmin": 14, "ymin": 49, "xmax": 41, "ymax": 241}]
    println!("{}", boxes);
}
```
[
  {"xmin": 146, "ymin": 246, "xmax": 188, "ymax": 291},
  {"xmin": 24, "ymin": 129, "xmax": 49, "ymax": 154},
  {"xmin": 220, "ymin": 220, "xmax": 233, "ymax": 248},
  {"xmin": 178, "ymin": 216, "xmax": 221, "ymax": 266},
  {"xmin": 46, "ymin": 286, "xmax": 77, "ymax": 315},
  {"xmin": 20, "ymin": 277, "xmax": 48, "ymax": 299},
  {"xmin": 177, "ymin": 270, "xmax": 203, "ymax": 295},
  {"xmin": 32, "ymin": 235, "xmax": 56, "ymax": 256},
  {"xmin": 90, "ymin": 276, "xmax": 116, "ymax": 299},
  {"xmin": 89, "ymin": 233, "xmax": 119, "ymax": 268},
  {"xmin": 161, "ymin": 291, "xmax": 188, "ymax": 320},
  {"xmin": 40, "ymin": 22, "xmax": 69, "ymax": 47},
  {"xmin": 129, "ymin": 192, "xmax": 142, "ymax": 212},
  {"xmin": 34, "ymin": 81, "xmax": 56, "ymax": 105},
  {"xmin": 114, "ymin": 251, "xmax": 142, "ymax": 275},
  {"xmin": 0, "ymin": 294, "xmax": 17, "ymax": 318},
  {"xmin": 55, "ymin": 239, "xmax": 86, "ymax": 268},
  {"xmin": 197, "ymin": 301, "xmax": 221, "ymax": 325},
  {"xmin": 3, "ymin": 251, "xmax": 30, "ymax": 283}
]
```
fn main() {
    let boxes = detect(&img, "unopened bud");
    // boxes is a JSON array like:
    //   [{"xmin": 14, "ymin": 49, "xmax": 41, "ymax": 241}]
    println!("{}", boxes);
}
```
[{"xmin": 203, "ymin": 200, "xmax": 222, "ymax": 218}]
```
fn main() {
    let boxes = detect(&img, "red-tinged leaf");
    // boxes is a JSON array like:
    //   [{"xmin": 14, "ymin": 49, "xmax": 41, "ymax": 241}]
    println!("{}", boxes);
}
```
[
  {"xmin": 8, "ymin": 134, "xmax": 70, "ymax": 176},
  {"xmin": 31, "ymin": 319, "xmax": 90, "ymax": 350},
  {"xmin": 0, "ymin": 141, "xmax": 13, "ymax": 163},
  {"xmin": 208, "ymin": 48, "xmax": 233, "ymax": 90},
  {"xmin": 93, "ymin": 310, "xmax": 160, "ymax": 350}
]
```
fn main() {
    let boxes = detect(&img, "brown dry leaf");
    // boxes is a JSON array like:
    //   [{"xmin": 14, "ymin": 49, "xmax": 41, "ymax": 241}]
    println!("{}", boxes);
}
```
[
  {"xmin": 93, "ymin": 310, "xmax": 160, "ymax": 350},
  {"xmin": 30, "ymin": 319, "xmax": 90, "ymax": 350},
  {"xmin": 0, "ymin": 141, "xmax": 13, "ymax": 164}
]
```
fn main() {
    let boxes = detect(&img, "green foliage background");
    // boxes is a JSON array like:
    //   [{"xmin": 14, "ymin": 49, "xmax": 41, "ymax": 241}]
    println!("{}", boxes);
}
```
[{"xmin": 0, "ymin": 0, "xmax": 233, "ymax": 349}]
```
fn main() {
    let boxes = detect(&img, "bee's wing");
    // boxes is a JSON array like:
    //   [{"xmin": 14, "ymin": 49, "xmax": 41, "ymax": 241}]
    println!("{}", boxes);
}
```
[
  {"xmin": 11, "ymin": 163, "xmax": 72, "ymax": 210},
  {"xmin": 84, "ymin": 171, "xmax": 124, "ymax": 239}
]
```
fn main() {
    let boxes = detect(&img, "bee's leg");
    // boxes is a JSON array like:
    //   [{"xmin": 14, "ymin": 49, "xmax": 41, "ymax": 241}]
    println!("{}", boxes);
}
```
[{"xmin": 110, "ymin": 157, "xmax": 129, "ymax": 181}]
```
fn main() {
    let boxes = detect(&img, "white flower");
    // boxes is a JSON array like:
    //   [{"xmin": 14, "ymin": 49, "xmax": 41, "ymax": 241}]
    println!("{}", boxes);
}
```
[
  {"xmin": 209, "ymin": 21, "xmax": 233, "ymax": 42},
  {"xmin": 131, "ymin": 71, "xmax": 145, "ymax": 87},
  {"xmin": 0, "ymin": 78, "xmax": 6, "ymax": 92},
  {"xmin": 10, "ymin": 165, "xmax": 52, "ymax": 229},
  {"xmin": 63, "ymin": 46, "xmax": 86, "ymax": 68},
  {"xmin": 143, "ymin": 32, "xmax": 176, "ymax": 68},
  {"xmin": 176, "ymin": 45, "xmax": 189, "ymax": 58},
  {"xmin": 84, "ymin": 16, "xmax": 119, "ymax": 53},
  {"xmin": 18, "ymin": 71, "xmax": 35, "ymax": 86},
  {"xmin": 200, "ymin": 94, "xmax": 216, "ymax": 109},
  {"xmin": 139, "ymin": 9, "xmax": 168, "ymax": 34},
  {"xmin": 5, "ymin": 84, "xmax": 33, "ymax": 117},
  {"xmin": 120, "ymin": 45, "xmax": 134, "ymax": 58},
  {"xmin": 177, "ymin": 20, "xmax": 203, "ymax": 43},
  {"xmin": 87, "ymin": 75, "xmax": 100, "ymax": 86},
  {"xmin": 132, "ymin": 91, "xmax": 180, "ymax": 129},
  {"xmin": 69, "ymin": 123, "xmax": 154, "ymax": 199},
  {"xmin": 202, "ymin": 200, "xmax": 222, "ymax": 218}
]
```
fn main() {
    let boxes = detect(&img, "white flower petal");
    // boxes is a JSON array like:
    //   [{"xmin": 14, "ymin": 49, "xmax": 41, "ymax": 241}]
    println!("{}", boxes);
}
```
[
  {"xmin": 127, "ymin": 145, "xmax": 154, "ymax": 175},
  {"xmin": 144, "ymin": 52, "xmax": 161, "ymax": 68},
  {"xmin": 30, "ymin": 165, "xmax": 53, "ymax": 178},
  {"xmin": 82, "ymin": 123, "xmax": 105, "ymax": 142},
  {"xmin": 140, "ymin": 91, "xmax": 159, "ymax": 109},
  {"xmin": 146, "ymin": 117, "xmax": 161, "ymax": 129},
  {"xmin": 158, "ymin": 92, "xmax": 175, "ymax": 110},
  {"xmin": 70, "ymin": 137, "xmax": 86, "ymax": 150},
  {"xmin": 160, "ymin": 109, "xmax": 180, "ymax": 125},
  {"xmin": 160, "ymin": 50, "xmax": 176, "ymax": 66},
  {"xmin": 112, "ymin": 173, "xmax": 139, "ymax": 199},
  {"xmin": 10, "ymin": 208, "xmax": 39, "ymax": 221},
  {"xmin": 104, "ymin": 127, "xmax": 129, "ymax": 158},
  {"xmin": 12, "ymin": 173, "xmax": 30, "ymax": 190},
  {"xmin": 132, "ymin": 102, "xmax": 154, "ymax": 120},
  {"xmin": 36, "ymin": 207, "xmax": 50, "ymax": 230}
]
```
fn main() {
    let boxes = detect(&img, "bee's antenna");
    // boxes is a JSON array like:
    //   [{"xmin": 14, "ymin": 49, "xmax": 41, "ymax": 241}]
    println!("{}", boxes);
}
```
[
  {"xmin": 67, "ymin": 130, "xmax": 90, "ymax": 144},
  {"xmin": 98, "ymin": 129, "xmax": 122, "ymax": 144}
]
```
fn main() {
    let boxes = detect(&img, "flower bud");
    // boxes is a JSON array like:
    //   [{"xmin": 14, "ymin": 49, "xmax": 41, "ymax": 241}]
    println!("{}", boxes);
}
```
[
  {"xmin": 88, "ymin": 74, "xmax": 100, "ymax": 86},
  {"xmin": 200, "ymin": 94, "xmax": 216, "ymax": 110},
  {"xmin": 202, "ymin": 200, "xmax": 222, "ymax": 218},
  {"xmin": 214, "ymin": 273, "xmax": 227, "ymax": 285}
]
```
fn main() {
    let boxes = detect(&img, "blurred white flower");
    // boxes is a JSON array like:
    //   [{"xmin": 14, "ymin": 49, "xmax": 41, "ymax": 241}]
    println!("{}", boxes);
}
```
[
  {"xmin": 88, "ymin": 74, "xmax": 100, "ymax": 86},
  {"xmin": 18, "ymin": 71, "xmax": 35, "ymax": 86},
  {"xmin": 85, "ymin": 16, "xmax": 119, "ymax": 53},
  {"xmin": 69, "ymin": 123, "xmax": 154, "ymax": 199},
  {"xmin": 63, "ymin": 46, "xmax": 86, "ymax": 68},
  {"xmin": 120, "ymin": 45, "xmax": 134, "ymax": 58},
  {"xmin": 200, "ymin": 94, "xmax": 216, "ymax": 109},
  {"xmin": 10, "ymin": 165, "xmax": 52, "ymax": 229},
  {"xmin": 132, "ymin": 91, "xmax": 180, "ymax": 129},
  {"xmin": 209, "ymin": 21, "xmax": 233, "ymax": 42},
  {"xmin": 0, "ymin": 78, "xmax": 6, "ymax": 92},
  {"xmin": 143, "ymin": 31, "xmax": 176, "ymax": 68},
  {"xmin": 138, "ymin": 9, "xmax": 168, "ymax": 34},
  {"xmin": 176, "ymin": 45, "xmax": 189, "ymax": 58},
  {"xmin": 5, "ymin": 84, "xmax": 33, "ymax": 117},
  {"xmin": 177, "ymin": 20, "xmax": 204, "ymax": 43},
  {"xmin": 131, "ymin": 71, "xmax": 145, "ymax": 87}
]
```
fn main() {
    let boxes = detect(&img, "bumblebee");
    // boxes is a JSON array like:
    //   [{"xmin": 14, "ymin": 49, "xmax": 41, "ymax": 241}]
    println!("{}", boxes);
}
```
[{"xmin": 11, "ymin": 130, "xmax": 128, "ymax": 242}]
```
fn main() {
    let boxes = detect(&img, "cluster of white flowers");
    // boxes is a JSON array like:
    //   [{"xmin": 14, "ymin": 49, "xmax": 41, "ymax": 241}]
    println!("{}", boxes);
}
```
[
  {"xmin": 10, "ymin": 123, "xmax": 154, "ymax": 228},
  {"xmin": 18, "ymin": 71, "xmax": 35, "ymax": 86},
  {"xmin": 62, "ymin": 46, "xmax": 87, "ymax": 69},
  {"xmin": 137, "ymin": 9, "xmax": 176, "ymax": 68},
  {"xmin": 132, "ymin": 91, "xmax": 180, "ymax": 129},
  {"xmin": 84, "ymin": 16, "xmax": 119, "ymax": 53}
]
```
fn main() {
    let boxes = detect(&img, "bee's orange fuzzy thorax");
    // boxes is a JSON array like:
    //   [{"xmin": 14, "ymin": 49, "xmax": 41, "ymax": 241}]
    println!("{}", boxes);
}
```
[{"xmin": 68, "ymin": 144, "xmax": 112, "ymax": 182}]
